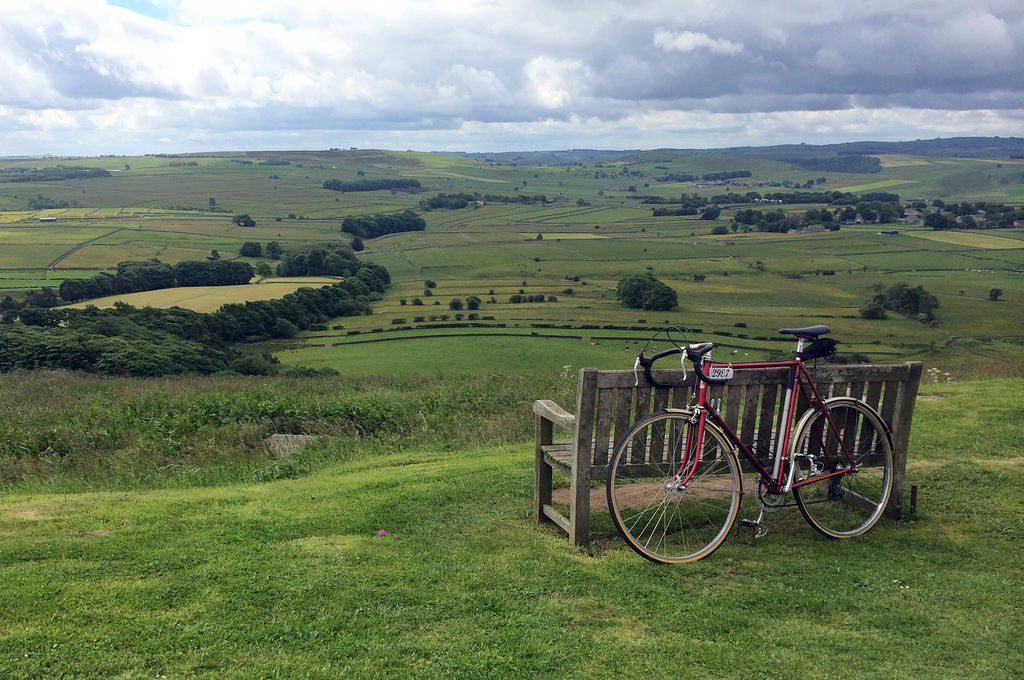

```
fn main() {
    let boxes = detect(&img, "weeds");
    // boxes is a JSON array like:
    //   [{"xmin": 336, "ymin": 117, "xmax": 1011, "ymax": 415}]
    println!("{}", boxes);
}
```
[{"xmin": 0, "ymin": 370, "xmax": 571, "ymax": 491}]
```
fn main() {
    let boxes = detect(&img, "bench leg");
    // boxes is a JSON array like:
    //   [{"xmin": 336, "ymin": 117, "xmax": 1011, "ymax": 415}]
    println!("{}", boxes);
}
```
[
  {"xmin": 535, "ymin": 416, "xmax": 553, "ymax": 525},
  {"xmin": 568, "ymin": 468, "xmax": 590, "ymax": 546}
]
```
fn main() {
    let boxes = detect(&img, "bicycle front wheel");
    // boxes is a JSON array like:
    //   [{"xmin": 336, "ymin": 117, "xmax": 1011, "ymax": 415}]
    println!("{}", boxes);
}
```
[
  {"xmin": 792, "ymin": 398, "xmax": 893, "ymax": 538},
  {"xmin": 607, "ymin": 412, "xmax": 741, "ymax": 564}
]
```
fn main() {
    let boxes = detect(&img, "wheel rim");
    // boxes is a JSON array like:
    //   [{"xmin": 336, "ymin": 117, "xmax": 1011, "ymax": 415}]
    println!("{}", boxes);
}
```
[
  {"xmin": 793, "ymin": 403, "xmax": 892, "ymax": 538},
  {"xmin": 608, "ymin": 414, "xmax": 740, "ymax": 563}
]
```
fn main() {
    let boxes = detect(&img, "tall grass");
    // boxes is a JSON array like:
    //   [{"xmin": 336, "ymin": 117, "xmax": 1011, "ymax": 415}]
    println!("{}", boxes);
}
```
[{"xmin": 0, "ymin": 370, "xmax": 575, "ymax": 492}]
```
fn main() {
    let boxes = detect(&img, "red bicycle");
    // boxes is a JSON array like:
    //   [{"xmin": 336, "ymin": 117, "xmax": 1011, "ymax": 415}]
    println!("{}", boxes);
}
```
[{"xmin": 606, "ymin": 325, "xmax": 894, "ymax": 564}]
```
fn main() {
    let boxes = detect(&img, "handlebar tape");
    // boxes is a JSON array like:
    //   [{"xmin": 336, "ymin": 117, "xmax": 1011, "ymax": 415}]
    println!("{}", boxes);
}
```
[{"xmin": 636, "ymin": 343, "xmax": 730, "ymax": 387}]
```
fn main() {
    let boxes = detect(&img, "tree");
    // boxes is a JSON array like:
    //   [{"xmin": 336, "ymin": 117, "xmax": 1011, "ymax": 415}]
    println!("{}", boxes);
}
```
[
  {"xmin": 448, "ymin": 298, "xmax": 463, "ymax": 311},
  {"xmin": 239, "ymin": 241, "xmax": 262, "ymax": 257},
  {"xmin": 425, "ymin": 280, "xmax": 437, "ymax": 289},
  {"xmin": 209, "ymin": 197, "xmax": 217, "ymax": 207},
  {"xmin": 266, "ymin": 241, "xmax": 282, "ymax": 259},
  {"xmin": 989, "ymin": 288, "xmax": 1003, "ymax": 301},
  {"xmin": 232, "ymin": 214, "xmax": 256, "ymax": 227},
  {"xmin": 701, "ymin": 205, "xmax": 721, "ymax": 220},
  {"xmin": 255, "ymin": 262, "xmax": 273, "ymax": 277},
  {"xmin": 859, "ymin": 302, "xmax": 887, "ymax": 320},
  {"xmin": 208, "ymin": 249, "xmax": 220, "ymax": 260},
  {"xmin": 862, "ymin": 283, "xmax": 940, "ymax": 321},
  {"xmin": 272, "ymin": 318, "xmax": 299, "ymax": 339},
  {"xmin": 616, "ymin": 273, "xmax": 677, "ymax": 311},
  {"xmin": 466, "ymin": 296, "xmax": 481, "ymax": 310},
  {"xmin": 924, "ymin": 212, "xmax": 950, "ymax": 230},
  {"xmin": 351, "ymin": 236, "xmax": 364, "ymax": 252}
]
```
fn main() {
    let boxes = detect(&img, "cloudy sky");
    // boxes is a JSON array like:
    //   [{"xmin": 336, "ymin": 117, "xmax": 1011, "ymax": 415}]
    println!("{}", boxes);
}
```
[{"xmin": 2, "ymin": 0, "xmax": 1023, "ymax": 156}]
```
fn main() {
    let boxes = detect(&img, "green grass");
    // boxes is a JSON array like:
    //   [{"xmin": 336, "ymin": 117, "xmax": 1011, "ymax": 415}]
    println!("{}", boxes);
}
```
[
  {"xmin": 0, "ymin": 149, "xmax": 1022, "ymax": 371},
  {"xmin": 1, "ymin": 376, "xmax": 1021, "ymax": 678}
]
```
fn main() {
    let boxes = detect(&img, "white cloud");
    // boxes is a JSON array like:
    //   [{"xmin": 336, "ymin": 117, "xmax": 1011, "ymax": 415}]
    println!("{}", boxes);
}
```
[
  {"xmin": 0, "ymin": 0, "xmax": 1022, "ymax": 155},
  {"xmin": 653, "ymin": 29, "xmax": 744, "ymax": 56},
  {"xmin": 524, "ymin": 56, "xmax": 591, "ymax": 109}
]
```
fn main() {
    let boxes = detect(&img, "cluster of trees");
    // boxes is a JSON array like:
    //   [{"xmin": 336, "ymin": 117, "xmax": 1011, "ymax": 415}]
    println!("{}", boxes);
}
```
[
  {"xmin": 784, "ymin": 155, "xmax": 882, "ymax": 174},
  {"xmin": 655, "ymin": 170, "xmax": 752, "ymax": 183},
  {"xmin": 924, "ymin": 200, "xmax": 1024, "ymax": 230},
  {"xmin": 471, "ymin": 193, "xmax": 551, "ymax": 205},
  {"xmin": 616, "ymin": 273, "xmax": 678, "ymax": 311},
  {"xmin": 239, "ymin": 241, "xmax": 282, "ymax": 259},
  {"xmin": 732, "ymin": 208, "xmax": 804, "ymax": 233},
  {"xmin": 274, "ymin": 246, "xmax": 390, "ymax": 290},
  {"xmin": 1, "ymin": 265, "xmax": 391, "ymax": 376},
  {"xmin": 731, "ymin": 200, "xmax": 906, "ymax": 232},
  {"xmin": 701, "ymin": 170, "xmax": 754, "ymax": 182},
  {"xmin": 57, "ymin": 260, "xmax": 255, "ymax": 304},
  {"xmin": 860, "ymin": 283, "xmax": 939, "ymax": 322},
  {"xmin": 27, "ymin": 195, "xmax": 80, "ymax": 210},
  {"xmin": 647, "ymin": 193, "xmax": 709, "ymax": 216},
  {"xmin": 0, "ymin": 166, "xmax": 111, "ymax": 183},
  {"xmin": 419, "ymin": 193, "xmax": 478, "ymax": 210},
  {"xmin": 323, "ymin": 178, "xmax": 421, "ymax": 193},
  {"xmin": 507, "ymin": 294, "xmax": 557, "ymax": 304},
  {"xmin": 341, "ymin": 210, "xmax": 426, "ymax": 239}
]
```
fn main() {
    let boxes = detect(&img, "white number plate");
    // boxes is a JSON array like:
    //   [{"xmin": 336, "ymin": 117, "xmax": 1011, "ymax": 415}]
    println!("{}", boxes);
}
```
[{"xmin": 708, "ymin": 366, "xmax": 734, "ymax": 380}]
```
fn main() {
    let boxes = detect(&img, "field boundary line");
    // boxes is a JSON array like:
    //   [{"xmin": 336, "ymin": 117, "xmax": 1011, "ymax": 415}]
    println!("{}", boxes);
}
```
[{"xmin": 45, "ymin": 228, "xmax": 125, "ymax": 269}]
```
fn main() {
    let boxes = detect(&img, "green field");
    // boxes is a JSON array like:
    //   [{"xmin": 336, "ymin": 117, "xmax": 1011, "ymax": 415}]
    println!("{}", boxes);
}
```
[
  {"xmin": 1, "ymin": 148, "xmax": 1022, "ymax": 372},
  {"xmin": 0, "ymin": 371, "xmax": 1021, "ymax": 678},
  {"xmin": 1, "ymin": 147, "xmax": 1022, "ymax": 679}
]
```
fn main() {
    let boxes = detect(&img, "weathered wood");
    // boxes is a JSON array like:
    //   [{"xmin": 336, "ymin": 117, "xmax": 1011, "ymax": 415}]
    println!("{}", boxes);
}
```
[
  {"xmin": 534, "ymin": 414, "xmax": 554, "ymax": 524},
  {"xmin": 569, "ymin": 369, "xmax": 599, "ymax": 545},
  {"xmin": 888, "ymin": 361, "xmax": 923, "ymax": 518},
  {"xmin": 534, "ymin": 362, "xmax": 923, "ymax": 546}
]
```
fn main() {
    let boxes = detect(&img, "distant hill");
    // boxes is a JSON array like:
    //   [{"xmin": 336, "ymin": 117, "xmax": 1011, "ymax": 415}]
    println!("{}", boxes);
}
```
[{"xmin": 463, "ymin": 137, "xmax": 1024, "ymax": 167}]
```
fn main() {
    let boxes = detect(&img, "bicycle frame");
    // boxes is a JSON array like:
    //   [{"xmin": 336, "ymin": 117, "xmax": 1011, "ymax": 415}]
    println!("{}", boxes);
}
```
[{"xmin": 679, "ymin": 356, "xmax": 855, "ymax": 496}]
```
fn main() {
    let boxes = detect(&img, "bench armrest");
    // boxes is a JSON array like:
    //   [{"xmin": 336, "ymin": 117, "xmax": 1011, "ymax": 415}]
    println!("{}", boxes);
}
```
[{"xmin": 533, "ymin": 399, "xmax": 576, "ymax": 430}]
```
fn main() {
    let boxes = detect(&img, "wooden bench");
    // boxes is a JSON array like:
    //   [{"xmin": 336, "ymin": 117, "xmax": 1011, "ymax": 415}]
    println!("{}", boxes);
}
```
[{"xmin": 534, "ymin": 362, "xmax": 924, "ymax": 546}]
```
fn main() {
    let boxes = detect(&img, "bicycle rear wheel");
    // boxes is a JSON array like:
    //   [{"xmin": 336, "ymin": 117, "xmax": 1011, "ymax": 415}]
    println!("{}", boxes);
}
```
[
  {"xmin": 792, "ymin": 398, "xmax": 893, "ymax": 538},
  {"xmin": 606, "ymin": 412, "xmax": 741, "ymax": 564}
]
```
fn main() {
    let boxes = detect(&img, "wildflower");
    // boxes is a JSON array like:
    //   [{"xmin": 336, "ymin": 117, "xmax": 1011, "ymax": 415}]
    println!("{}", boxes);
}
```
[{"xmin": 377, "ymin": 529, "xmax": 387, "ymax": 536}]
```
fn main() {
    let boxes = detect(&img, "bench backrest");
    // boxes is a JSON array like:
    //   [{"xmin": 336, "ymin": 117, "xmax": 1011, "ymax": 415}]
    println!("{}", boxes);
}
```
[{"xmin": 573, "ymin": 362, "xmax": 923, "ymax": 475}]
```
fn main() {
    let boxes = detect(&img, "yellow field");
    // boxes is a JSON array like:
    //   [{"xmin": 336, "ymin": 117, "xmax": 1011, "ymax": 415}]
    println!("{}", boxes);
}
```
[
  {"xmin": 876, "ymin": 155, "xmax": 936, "ymax": 168},
  {"xmin": 905, "ymin": 231, "xmax": 1023, "ymax": 250},
  {"xmin": 57, "ymin": 245, "xmax": 234, "ymax": 268},
  {"xmin": 65, "ymin": 278, "xmax": 337, "ymax": 313},
  {"xmin": 0, "ymin": 212, "xmax": 33, "ymax": 224},
  {"xmin": 0, "ymin": 228, "xmax": 117, "ymax": 245},
  {"xmin": 518, "ymin": 232, "xmax": 608, "ymax": 240},
  {"xmin": 838, "ymin": 179, "xmax": 915, "ymax": 192}
]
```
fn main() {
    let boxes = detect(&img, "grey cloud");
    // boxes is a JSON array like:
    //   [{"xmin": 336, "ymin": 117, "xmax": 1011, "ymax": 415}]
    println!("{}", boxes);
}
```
[{"xmin": 1, "ymin": 0, "xmax": 1023, "ymax": 156}]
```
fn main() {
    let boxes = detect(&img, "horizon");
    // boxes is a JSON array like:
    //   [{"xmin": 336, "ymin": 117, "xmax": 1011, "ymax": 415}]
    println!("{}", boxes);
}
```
[{"xmin": 4, "ymin": 134, "xmax": 1024, "ymax": 162}]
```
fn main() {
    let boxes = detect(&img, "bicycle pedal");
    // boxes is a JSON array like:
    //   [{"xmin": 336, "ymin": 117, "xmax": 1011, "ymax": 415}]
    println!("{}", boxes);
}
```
[{"xmin": 738, "ymin": 518, "xmax": 759, "ymax": 528}]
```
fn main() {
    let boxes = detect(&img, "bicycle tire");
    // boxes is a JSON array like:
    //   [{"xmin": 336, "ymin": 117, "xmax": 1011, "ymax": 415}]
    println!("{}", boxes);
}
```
[
  {"xmin": 792, "ymin": 398, "xmax": 893, "ymax": 539},
  {"xmin": 606, "ymin": 411, "xmax": 742, "ymax": 564}
]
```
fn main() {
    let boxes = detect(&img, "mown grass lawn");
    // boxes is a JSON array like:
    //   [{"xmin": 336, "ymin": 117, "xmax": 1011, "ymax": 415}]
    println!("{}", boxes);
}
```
[{"xmin": 1, "ymin": 378, "xmax": 1022, "ymax": 679}]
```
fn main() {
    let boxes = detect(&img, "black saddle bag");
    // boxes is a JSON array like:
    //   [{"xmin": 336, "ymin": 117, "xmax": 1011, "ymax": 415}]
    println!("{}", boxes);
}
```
[{"xmin": 796, "ymin": 337, "xmax": 837, "ymax": 361}]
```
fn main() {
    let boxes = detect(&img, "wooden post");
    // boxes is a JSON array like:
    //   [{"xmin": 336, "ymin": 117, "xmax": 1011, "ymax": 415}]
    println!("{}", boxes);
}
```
[
  {"xmin": 534, "ymin": 413, "xmax": 553, "ymax": 525},
  {"xmin": 569, "ymin": 369, "xmax": 598, "ymax": 546},
  {"xmin": 888, "ymin": 361, "xmax": 923, "ymax": 518}
]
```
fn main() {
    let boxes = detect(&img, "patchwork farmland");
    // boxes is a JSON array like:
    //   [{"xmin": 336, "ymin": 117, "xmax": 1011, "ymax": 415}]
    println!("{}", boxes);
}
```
[{"xmin": 0, "ymin": 148, "xmax": 1021, "ymax": 375}]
